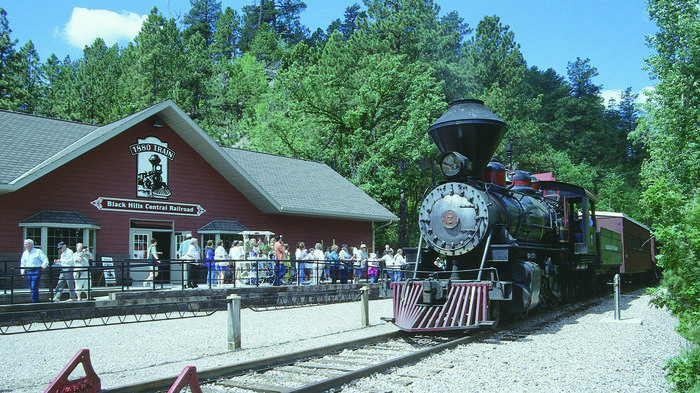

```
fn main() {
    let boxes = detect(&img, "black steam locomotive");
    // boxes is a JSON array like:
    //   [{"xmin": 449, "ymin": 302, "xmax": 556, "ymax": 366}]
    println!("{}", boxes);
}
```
[
  {"xmin": 137, "ymin": 154, "xmax": 172, "ymax": 199},
  {"xmin": 391, "ymin": 99, "xmax": 631, "ymax": 332}
]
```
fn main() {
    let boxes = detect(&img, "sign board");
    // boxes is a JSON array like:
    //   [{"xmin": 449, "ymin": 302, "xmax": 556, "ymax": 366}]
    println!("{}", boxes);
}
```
[
  {"xmin": 90, "ymin": 197, "xmax": 206, "ymax": 217},
  {"xmin": 101, "ymin": 257, "xmax": 116, "ymax": 284}
]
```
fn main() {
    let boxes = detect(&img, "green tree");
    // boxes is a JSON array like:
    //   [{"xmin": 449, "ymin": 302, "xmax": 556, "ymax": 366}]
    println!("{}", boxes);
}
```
[
  {"xmin": 557, "ymin": 57, "xmax": 605, "ymax": 163},
  {"xmin": 182, "ymin": 0, "xmax": 222, "ymax": 46},
  {"xmin": 0, "ymin": 8, "xmax": 20, "ymax": 110},
  {"xmin": 210, "ymin": 7, "xmax": 241, "ymax": 59},
  {"xmin": 182, "ymin": 32, "xmax": 212, "ymax": 119},
  {"xmin": 247, "ymin": 30, "xmax": 445, "ymax": 245},
  {"xmin": 74, "ymin": 38, "xmax": 122, "ymax": 124},
  {"xmin": 129, "ymin": 7, "xmax": 186, "ymax": 109},
  {"xmin": 325, "ymin": 3, "xmax": 365, "ymax": 41},
  {"xmin": 201, "ymin": 53, "xmax": 269, "ymax": 144},
  {"xmin": 39, "ymin": 55, "xmax": 80, "ymax": 120},
  {"xmin": 460, "ymin": 15, "xmax": 541, "ymax": 167},
  {"xmin": 13, "ymin": 40, "xmax": 43, "ymax": 114},
  {"xmin": 634, "ymin": 0, "xmax": 700, "ymax": 389}
]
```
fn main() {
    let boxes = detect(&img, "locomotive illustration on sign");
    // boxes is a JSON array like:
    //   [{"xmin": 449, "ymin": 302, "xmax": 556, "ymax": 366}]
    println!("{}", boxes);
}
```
[{"xmin": 130, "ymin": 136, "xmax": 175, "ymax": 199}]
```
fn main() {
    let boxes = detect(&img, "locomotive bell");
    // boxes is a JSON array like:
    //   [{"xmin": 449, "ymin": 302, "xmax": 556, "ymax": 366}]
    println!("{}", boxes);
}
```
[{"xmin": 429, "ymin": 99, "xmax": 508, "ymax": 177}]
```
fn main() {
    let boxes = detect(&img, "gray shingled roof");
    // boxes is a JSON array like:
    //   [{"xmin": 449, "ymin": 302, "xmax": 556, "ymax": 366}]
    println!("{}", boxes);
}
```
[
  {"xmin": 1, "ymin": 101, "xmax": 398, "ymax": 223},
  {"xmin": 199, "ymin": 220, "xmax": 248, "ymax": 233},
  {"xmin": 19, "ymin": 210, "xmax": 101, "ymax": 228},
  {"xmin": 0, "ymin": 111, "xmax": 97, "ymax": 185},
  {"xmin": 222, "ymin": 148, "xmax": 398, "ymax": 221}
]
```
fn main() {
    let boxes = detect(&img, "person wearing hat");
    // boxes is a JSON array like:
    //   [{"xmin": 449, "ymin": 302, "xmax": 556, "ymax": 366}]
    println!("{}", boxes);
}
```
[
  {"xmin": 178, "ymin": 233, "xmax": 193, "ymax": 287},
  {"xmin": 20, "ymin": 239, "xmax": 48, "ymax": 303},
  {"xmin": 53, "ymin": 241, "xmax": 77, "ymax": 301},
  {"xmin": 177, "ymin": 233, "xmax": 193, "ymax": 259},
  {"xmin": 353, "ymin": 244, "xmax": 369, "ymax": 284},
  {"xmin": 184, "ymin": 237, "xmax": 201, "ymax": 288}
]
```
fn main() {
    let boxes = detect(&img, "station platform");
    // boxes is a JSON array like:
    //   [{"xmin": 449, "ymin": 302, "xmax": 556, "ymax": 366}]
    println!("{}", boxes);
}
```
[{"xmin": 0, "ymin": 280, "xmax": 393, "ymax": 315}]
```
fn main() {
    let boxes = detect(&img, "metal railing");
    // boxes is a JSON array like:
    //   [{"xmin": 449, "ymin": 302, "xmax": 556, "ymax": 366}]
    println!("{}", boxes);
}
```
[{"xmin": 0, "ymin": 258, "xmax": 403, "ymax": 304}]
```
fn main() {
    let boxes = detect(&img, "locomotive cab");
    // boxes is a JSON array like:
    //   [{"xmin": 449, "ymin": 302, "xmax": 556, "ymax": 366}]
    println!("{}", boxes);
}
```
[{"xmin": 540, "ymin": 182, "xmax": 598, "ymax": 256}]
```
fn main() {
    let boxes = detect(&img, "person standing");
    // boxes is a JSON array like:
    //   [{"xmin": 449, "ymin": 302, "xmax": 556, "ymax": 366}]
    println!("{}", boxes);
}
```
[
  {"xmin": 143, "ymin": 239, "xmax": 160, "ymax": 287},
  {"xmin": 204, "ymin": 240, "xmax": 216, "ymax": 287},
  {"xmin": 339, "ymin": 244, "xmax": 353, "ymax": 284},
  {"xmin": 20, "ymin": 239, "xmax": 48, "ymax": 303},
  {"xmin": 178, "ymin": 234, "xmax": 193, "ymax": 287},
  {"xmin": 393, "ymin": 248, "xmax": 406, "ymax": 282},
  {"xmin": 295, "ymin": 242, "xmax": 307, "ymax": 284},
  {"xmin": 329, "ymin": 244, "xmax": 340, "ymax": 284},
  {"xmin": 273, "ymin": 235, "xmax": 286, "ymax": 286},
  {"xmin": 214, "ymin": 239, "xmax": 228, "ymax": 287},
  {"xmin": 185, "ymin": 238, "xmax": 200, "ymax": 288},
  {"xmin": 312, "ymin": 243, "xmax": 325, "ymax": 284},
  {"xmin": 73, "ymin": 243, "xmax": 92, "ymax": 299},
  {"xmin": 381, "ymin": 249, "xmax": 394, "ymax": 282},
  {"xmin": 367, "ymin": 252, "xmax": 379, "ymax": 283},
  {"xmin": 53, "ymin": 242, "xmax": 77, "ymax": 301},
  {"xmin": 353, "ymin": 244, "xmax": 368, "ymax": 284}
]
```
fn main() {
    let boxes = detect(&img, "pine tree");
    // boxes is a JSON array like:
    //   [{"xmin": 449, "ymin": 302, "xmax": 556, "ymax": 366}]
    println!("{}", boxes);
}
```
[
  {"xmin": 182, "ymin": 0, "xmax": 222, "ymax": 46},
  {"xmin": 0, "ymin": 8, "xmax": 20, "ymax": 110}
]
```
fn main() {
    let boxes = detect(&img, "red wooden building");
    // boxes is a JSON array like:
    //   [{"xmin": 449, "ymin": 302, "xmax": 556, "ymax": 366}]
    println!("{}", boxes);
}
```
[{"xmin": 0, "ymin": 101, "xmax": 397, "ymax": 282}]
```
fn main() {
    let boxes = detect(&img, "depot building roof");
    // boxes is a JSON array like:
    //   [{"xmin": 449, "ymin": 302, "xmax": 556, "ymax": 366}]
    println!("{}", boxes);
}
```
[{"xmin": 0, "ymin": 100, "xmax": 397, "ymax": 223}]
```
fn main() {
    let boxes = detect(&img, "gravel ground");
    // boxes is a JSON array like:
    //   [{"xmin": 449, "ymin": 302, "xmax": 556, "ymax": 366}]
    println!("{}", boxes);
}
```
[
  {"xmin": 0, "ymin": 299, "xmax": 398, "ymax": 392},
  {"xmin": 347, "ymin": 290, "xmax": 687, "ymax": 393},
  {"xmin": 0, "ymin": 290, "xmax": 686, "ymax": 393}
]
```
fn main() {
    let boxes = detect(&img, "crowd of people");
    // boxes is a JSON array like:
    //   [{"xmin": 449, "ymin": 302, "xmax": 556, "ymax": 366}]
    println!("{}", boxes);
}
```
[
  {"xmin": 195, "ymin": 235, "xmax": 411, "ymax": 287},
  {"xmin": 18, "ymin": 234, "xmax": 411, "ymax": 302},
  {"xmin": 19, "ymin": 238, "xmax": 93, "ymax": 303}
]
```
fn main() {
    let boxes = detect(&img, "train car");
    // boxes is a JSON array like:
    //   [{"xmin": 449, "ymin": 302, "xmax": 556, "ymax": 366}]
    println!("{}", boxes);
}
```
[
  {"xmin": 390, "ymin": 99, "xmax": 653, "ymax": 332},
  {"xmin": 595, "ymin": 211, "xmax": 657, "ymax": 282}
]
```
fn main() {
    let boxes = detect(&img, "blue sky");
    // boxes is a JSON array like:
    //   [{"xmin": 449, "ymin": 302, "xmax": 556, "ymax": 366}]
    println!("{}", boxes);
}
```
[{"xmin": 2, "ymin": 0, "xmax": 656, "ymax": 103}]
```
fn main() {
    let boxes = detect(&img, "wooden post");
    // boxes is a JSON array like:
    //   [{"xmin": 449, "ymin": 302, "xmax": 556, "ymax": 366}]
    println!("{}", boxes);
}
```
[
  {"xmin": 361, "ymin": 286, "xmax": 369, "ymax": 327},
  {"xmin": 227, "ymin": 294, "xmax": 241, "ymax": 350}
]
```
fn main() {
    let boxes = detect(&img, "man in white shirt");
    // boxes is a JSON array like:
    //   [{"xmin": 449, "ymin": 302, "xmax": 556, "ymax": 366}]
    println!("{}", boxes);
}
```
[
  {"xmin": 20, "ymin": 239, "xmax": 48, "ymax": 303},
  {"xmin": 53, "ymin": 242, "xmax": 77, "ymax": 301},
  {"xmin": 73, "ymin": 243, "xmax": 92, "ymax": 300}
]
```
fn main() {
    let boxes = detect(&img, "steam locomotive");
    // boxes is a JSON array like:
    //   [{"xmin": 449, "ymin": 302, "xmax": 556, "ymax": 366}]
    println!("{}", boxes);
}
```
[
  {"xmin": 390, "ymin": 99, "xmax": 650, "ymax": 332},
  {"xmin": 137, "ymin": 154, "xmax": 172, "ymax": 199}
]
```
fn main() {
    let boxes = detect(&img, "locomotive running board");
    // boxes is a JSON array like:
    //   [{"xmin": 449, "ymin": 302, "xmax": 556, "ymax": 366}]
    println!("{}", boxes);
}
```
[{"xmin": 392, "ymin": 281, "xmax": 493, "ymax": 332}]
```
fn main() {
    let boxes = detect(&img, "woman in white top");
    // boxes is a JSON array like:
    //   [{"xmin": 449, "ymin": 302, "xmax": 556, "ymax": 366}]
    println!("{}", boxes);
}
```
[
  {"xmin": 392, "ymin": 248, "xmax": 406, "ymax": 282},
  {"xmin": 214, "ymin": 239, "xmax": 228, "ymax": 287},
  {"xmin": 185, "ymin": 238, "xmax": 200, "ymax": 288}
]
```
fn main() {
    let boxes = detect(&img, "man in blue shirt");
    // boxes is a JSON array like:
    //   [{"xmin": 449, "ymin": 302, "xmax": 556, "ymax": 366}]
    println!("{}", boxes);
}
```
[{"xmin": 20, "ymin": 239, "xmax": 48, "ymax": 303}]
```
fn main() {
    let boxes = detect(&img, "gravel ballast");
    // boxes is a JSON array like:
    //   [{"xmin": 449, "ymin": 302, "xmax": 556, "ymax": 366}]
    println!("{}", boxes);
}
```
[
  {"xmin": 0, "ymin": 290, "xmax": 686, "ymax": 392},
  {"xmin": 348, "ymin": 290, "xmax": 687, "ymax": 393}
]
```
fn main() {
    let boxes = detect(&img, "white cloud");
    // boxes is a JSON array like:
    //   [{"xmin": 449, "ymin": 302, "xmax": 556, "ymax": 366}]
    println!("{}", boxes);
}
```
[
  {"xmin": 600, "ymin": 86, "xmax": 654, "ymax": 108},
  {"xmin": 62, "ymin": 8, "xmax": 146, "ymax": 49}
]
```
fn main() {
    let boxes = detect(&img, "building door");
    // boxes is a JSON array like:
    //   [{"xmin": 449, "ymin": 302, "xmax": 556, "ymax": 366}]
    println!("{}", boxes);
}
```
[
  {"xmin": 130, "ymin": 230, "xmax": 174, "ymax": 284},
  {"xmin": 151, "ymin": 231, "xmax": 171, "ymax": 283}
]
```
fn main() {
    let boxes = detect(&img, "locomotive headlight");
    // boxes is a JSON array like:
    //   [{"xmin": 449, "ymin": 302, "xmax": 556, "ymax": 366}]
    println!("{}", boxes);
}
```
[{"xmin": 438, "ymin": 152, "xmax": 470, "ymax": 177}]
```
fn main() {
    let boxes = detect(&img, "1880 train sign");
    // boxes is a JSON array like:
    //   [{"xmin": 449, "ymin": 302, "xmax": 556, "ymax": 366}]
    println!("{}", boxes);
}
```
[{"xmin": 129, "ymin": 136, "xmax": 175, "ymax": 199}]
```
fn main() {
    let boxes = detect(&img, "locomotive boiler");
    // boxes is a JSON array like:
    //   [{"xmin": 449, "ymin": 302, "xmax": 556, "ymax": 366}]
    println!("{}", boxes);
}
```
[{"xmin": 391, "ymin": 100, "xmax": 603, "ymax": 331}]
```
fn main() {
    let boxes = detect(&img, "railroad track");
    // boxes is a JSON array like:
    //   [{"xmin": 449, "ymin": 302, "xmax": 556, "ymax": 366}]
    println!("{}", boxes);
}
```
[{"xmin": 102, "ymin": 296, "xmax": 605, "ymax": 393}]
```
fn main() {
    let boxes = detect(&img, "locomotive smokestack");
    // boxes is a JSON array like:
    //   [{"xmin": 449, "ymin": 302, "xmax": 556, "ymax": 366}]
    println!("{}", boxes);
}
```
[{"xmin": 428, "ymin": 99, "xmax": 508, "ymax": 177}]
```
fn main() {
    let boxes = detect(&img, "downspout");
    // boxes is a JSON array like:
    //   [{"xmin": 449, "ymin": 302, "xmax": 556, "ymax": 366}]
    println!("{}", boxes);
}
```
[{"xmin": 372, "ymin": 220, "xmax": 394, "ymax": 253}]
